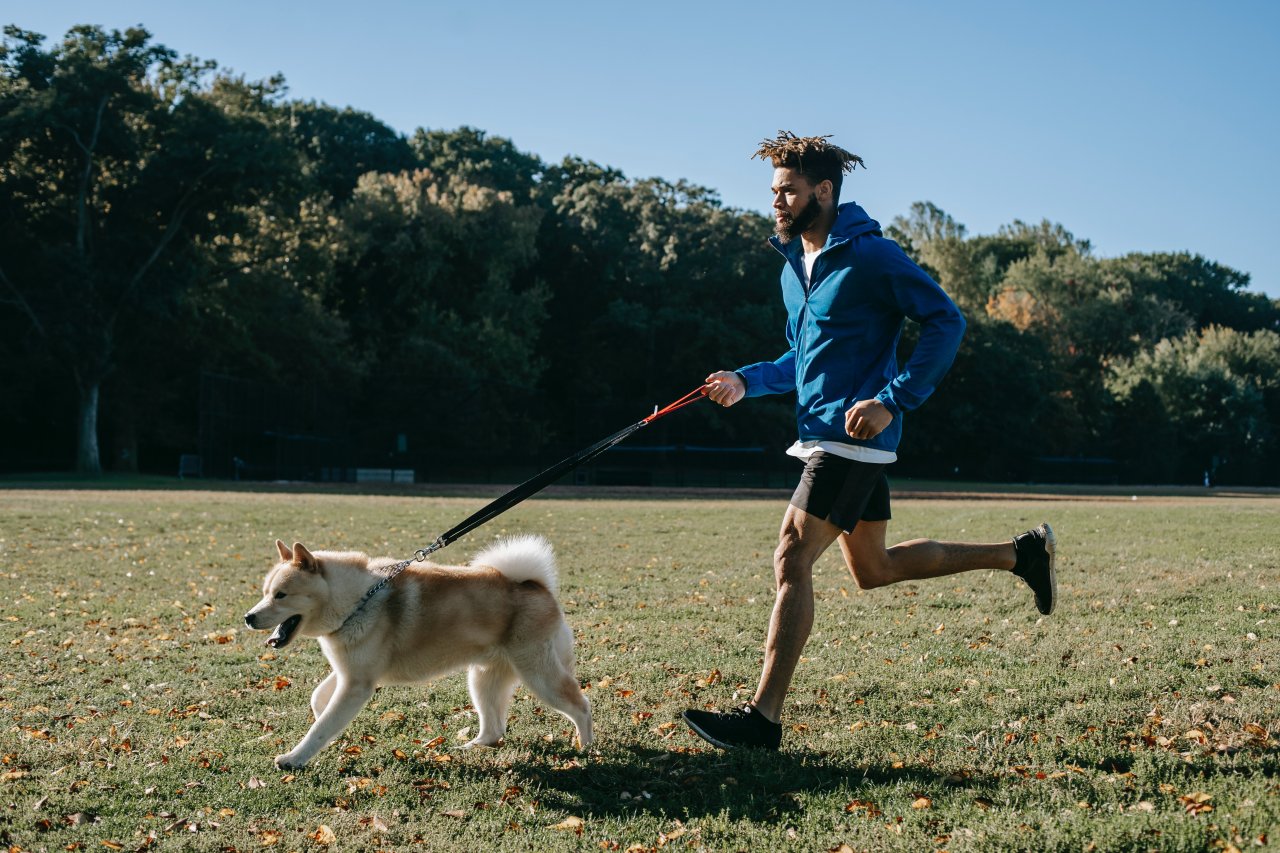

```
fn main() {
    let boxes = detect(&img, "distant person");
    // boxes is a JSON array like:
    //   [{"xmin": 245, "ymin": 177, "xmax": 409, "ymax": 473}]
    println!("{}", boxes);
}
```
[{"xmin": 683, "ymin": 131, "xmax": 1057, "ymax": 751}]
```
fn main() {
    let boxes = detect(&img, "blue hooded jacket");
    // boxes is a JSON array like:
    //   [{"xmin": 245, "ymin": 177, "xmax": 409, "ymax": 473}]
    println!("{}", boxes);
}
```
[{"xmin": 736, "ymin": 202, "xmax": 965, "ymax": 455}]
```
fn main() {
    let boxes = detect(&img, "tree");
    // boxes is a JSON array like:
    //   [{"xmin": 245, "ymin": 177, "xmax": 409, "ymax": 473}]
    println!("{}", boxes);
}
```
[
  {"xmin": 288, "ymin": 101, "xmax": 416, "ymax": 202},
  {"xmin": 1105, "ymin": 251, "xmax": 1280, "ymax": 333},
  {"xmin": 533, "ymin": 162, "xmax": 787, "ymax": 449},
  {"xmin": 0, "ymin": 25, "xmax": 295, "ymax": 472},
  {"xmin": 411, "ymin": 126, "xmax": 545, "ymax": 203},
  {"xmin": 332, "ymin": 168, "xmax": 548, "ymax": 458},
  {"xmin": 1105, "ymin": 326, "xmax": 1280, "ymax": 483},
  {"xmin": 896, "ymin": 315, "xmax": 1064, "ymax": 480}
]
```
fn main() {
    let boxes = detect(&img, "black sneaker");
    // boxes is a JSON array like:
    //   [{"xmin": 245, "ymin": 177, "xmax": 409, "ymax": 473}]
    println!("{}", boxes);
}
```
[
  {"xmin": 683, "ymin": 704, "xmax": 782, "ymax": 750},
  {"xmin": 1012, "ymin": 522, "xmax": 1057, "ymax": 615}
]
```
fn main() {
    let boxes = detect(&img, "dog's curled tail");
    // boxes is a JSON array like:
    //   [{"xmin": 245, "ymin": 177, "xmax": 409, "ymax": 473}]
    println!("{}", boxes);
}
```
[{"xmin": 470, "ymin": 535, "xmax": 558, "ymax": 595}]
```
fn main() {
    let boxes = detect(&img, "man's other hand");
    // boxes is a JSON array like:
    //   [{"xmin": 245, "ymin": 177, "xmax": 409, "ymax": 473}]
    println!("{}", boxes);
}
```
[{"xmin": 845, "ymin": 399, "xmax": 893, "ymax": 440}]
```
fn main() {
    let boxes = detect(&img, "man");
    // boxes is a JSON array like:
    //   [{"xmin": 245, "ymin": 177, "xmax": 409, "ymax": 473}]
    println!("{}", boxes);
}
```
[{"xmin": 682, "ymin": 131, "xmax": 1056, "ymax": 751}]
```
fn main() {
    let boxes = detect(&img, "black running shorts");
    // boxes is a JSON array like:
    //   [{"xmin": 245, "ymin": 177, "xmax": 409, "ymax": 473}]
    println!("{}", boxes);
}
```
[{"xmin": 789, "ymin": 452, "xmax": 891, "ymax": 533}]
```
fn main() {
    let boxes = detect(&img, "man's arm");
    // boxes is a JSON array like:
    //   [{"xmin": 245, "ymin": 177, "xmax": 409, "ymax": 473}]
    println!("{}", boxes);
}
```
[
  {"xmin": 874, "ymin": 244, "xmax": 966, "ymax": 417},
  {"xmin": 735, "ymin": 348, "xmax": 798, "ymax": 397}
]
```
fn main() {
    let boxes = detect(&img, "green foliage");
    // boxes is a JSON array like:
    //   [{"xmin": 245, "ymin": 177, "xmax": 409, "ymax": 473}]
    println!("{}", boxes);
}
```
[
  {"xmin": 333, "ymin": 168, "xmax": 549, "ymax": 454},
  {"xmin": 412, "ymin": 126, "xmax": 545, "ymax": 202},
  {"xmin": 1106, "ymin": 326, "xmax": 1280, "ymax": 483},
  {"xmin": 898, "ymin": 201, "xmax": 1279, "ymax": 482},
  {"xmin": 3, "ymin": 25, "xmax": 1279, "ymax": 483},
  {"xmin": 289, "ymin": 102, "xmax": 416, "ymax": 202},
  {"xmin": 898, "ymin": 316, "xmax": 1065, "ymax": 479},
  {"xmin": 0, "ymin": 25, "xmax": 298, "ymax": 473}
]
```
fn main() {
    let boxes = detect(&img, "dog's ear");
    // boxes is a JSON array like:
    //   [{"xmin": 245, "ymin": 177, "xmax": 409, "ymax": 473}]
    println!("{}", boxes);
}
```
[
  {"xmin": 292, "ymin": 542, "xmax": 319, "ymax": 573},
  {"xmin": 276, "ymin": 539, "xmax": 293, "ymax": 562}
]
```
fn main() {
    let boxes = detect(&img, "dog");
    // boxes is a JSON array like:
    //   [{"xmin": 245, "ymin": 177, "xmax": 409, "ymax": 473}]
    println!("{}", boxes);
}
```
[{"xmin": 244, "ymin": 535, "xmax": 592, "ymax": 769}]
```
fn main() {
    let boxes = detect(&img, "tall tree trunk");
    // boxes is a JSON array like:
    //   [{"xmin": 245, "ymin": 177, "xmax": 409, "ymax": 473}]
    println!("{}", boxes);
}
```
[{"xmin": 76, "ymin": 381, "xmax": 102, "ymax": 475}]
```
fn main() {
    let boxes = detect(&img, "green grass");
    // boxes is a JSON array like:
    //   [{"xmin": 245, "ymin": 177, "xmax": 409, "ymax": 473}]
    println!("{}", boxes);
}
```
[{"xmin": 1, "ymin": 487, "xmax": 1276, "ymax": 852}]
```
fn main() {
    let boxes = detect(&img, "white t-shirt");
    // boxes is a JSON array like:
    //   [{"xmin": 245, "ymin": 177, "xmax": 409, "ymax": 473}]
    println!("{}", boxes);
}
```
[
  {"xmin": 787, "ymin": 439, "xmax": 897, "ymax": 464},
  {"xmin": 803, "ymin": 249, "xmax": 821, "ymax": 283}
]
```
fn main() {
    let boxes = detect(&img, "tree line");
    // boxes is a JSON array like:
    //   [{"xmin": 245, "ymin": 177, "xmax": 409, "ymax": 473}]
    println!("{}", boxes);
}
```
[{"xmin": 2, "ymin": 25, "xmax": 1278, "ymax": 484}]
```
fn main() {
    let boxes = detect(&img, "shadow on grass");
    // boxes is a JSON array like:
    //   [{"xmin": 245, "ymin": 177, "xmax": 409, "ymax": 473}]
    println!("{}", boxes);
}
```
[{"xmin": 455, "ymin": 740, "xmax": 991, "ymax": 823}]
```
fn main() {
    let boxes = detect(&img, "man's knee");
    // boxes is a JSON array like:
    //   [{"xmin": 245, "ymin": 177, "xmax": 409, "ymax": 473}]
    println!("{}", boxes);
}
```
[
  {"xmin": 845, "ymin": 552, "xmax": 893, "ymax": 590},
  {"xmin": 773, "ymin": 535, "xmax": 816, "ymax": 587}
]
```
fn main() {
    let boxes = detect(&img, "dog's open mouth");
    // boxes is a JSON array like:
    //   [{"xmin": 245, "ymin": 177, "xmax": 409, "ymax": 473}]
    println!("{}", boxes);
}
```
[{"xmin": 266, "ymin": 615, "xmax": 303, "ymax": 649}]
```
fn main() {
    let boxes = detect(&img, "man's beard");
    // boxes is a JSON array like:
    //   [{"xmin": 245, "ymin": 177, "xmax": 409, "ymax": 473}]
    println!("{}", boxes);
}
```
[{"xmin": 774, "ymin": 193, "xmax": 822, "ymax": 244}]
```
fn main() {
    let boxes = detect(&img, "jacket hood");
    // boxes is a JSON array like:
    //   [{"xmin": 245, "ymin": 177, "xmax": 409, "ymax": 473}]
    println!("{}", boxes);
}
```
[{"xmin": 829, "ymin": 201, "xmax": 881, "ymax": 242}]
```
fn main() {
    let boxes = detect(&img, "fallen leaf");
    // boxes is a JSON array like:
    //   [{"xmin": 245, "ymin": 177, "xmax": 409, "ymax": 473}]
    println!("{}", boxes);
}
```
[
  {"xmin": 658, "ymin": 825, "xmax": 686, "ymax": 846},
  {"xmin": 844, "ymin": 800, "xmax": 882, "ymax": 818},
  {"xmin": 552, "ymin": 815, "xmax": 585, "ymax": 833},
  {"xmin": 911, "ymin": 797, "xmax": 932, "ymax": 810},
  {"xmin": 312, "ymin": 824, "xmax": 336, "ymax": 845},
  {"xmin": 1179, "ymin": 791, "xmax": 1213, "ymax": 815}
]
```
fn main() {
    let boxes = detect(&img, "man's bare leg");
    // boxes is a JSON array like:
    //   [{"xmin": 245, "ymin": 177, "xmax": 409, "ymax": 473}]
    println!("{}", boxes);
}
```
[
  {"xmin": 838, "ymin": 520, "xmax": 1016, "ymax": 589},
  {"xmin": 750, "ymin": 505, "xmax": 844, "ymax": 723},
  {"xmin": 755, "ymin": 517, "xmax": 1020, "ymax": 721}
]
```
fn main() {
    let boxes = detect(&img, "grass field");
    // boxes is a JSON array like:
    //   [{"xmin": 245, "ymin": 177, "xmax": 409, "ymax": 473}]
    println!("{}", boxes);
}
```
[{"xmin": 1, "ymin": 485, "xmax": 1277, "ymax": 852}]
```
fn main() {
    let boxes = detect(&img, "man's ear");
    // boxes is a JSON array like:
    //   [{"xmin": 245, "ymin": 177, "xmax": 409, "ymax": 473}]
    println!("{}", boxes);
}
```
[
  {"xmin": 818, "ymin": 178, "xmax": 834, "ymax": 203},
  {"xmin": 292, "ymin": 542, "xmax": 319, "ymax": 573},
  {"xmin": 276, "ymin": 539, "xmax": 292, "ymax": 562}
]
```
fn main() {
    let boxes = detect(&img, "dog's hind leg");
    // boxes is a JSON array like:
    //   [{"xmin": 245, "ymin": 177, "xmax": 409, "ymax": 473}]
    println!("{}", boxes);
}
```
[
  {"xmin": 310, "ymin": 671, "xmax": 338, "ymax": 718},
  {"xmin": 464, "ymin": 658, "xmax": 518, "ymax": 748},
  {"xmin": 511, "ymin": 624, "xmax": 593, "ymax": 749}
]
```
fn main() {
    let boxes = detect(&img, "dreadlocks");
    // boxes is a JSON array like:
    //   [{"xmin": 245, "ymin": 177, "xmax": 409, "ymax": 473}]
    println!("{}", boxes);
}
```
[{"xmin": 752, "ymin": 130, "xmax": 865, "ymax": 200}]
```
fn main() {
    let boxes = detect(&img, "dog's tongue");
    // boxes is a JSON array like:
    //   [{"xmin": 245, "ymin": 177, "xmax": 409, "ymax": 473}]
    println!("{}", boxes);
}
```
[{"xmin": 266, "ymin": 615, "xmax": 301, "ymax": 648}]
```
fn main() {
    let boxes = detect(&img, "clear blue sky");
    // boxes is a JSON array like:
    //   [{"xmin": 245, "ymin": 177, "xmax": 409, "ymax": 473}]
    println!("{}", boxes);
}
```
[{"xmin": 15, "ymin": 1, "xmax": 1280, "ymax": 298}]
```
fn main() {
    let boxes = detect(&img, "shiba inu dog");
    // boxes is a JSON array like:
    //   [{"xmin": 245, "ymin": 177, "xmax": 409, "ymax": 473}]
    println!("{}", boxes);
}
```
[{"xmin": 244, "ymin": 535, "xmax": 592, "ymax": 769}]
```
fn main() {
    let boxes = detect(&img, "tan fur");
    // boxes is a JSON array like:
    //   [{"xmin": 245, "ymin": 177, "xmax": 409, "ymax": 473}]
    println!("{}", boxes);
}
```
[{"xmin": 244, "ymin": 535, "xmax": 592, "ymax": 769}]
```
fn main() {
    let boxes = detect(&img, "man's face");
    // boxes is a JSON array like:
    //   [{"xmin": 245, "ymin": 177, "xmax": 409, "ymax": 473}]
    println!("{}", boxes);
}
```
[{"xmin": 771, "ymin": 167, "xmax": 823, "ymax": 244}]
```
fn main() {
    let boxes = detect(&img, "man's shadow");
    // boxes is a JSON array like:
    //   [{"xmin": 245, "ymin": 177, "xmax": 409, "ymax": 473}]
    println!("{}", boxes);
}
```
[{"xmin": 458, "ymin": 741, "xmax": 1003, "ymax": 823}]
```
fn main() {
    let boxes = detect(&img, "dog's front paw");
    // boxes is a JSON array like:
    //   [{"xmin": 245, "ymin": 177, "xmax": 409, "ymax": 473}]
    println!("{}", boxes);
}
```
[
  {"xmin": 456, "ymin": 737, "xmax": 501, "ymax": 751},
  {"xmin": 274, "ymin": 752, "xmax": 307, "ymax": 770}
]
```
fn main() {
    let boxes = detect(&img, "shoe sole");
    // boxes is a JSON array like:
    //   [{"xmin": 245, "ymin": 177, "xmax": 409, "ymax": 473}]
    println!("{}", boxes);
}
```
[
  {"xmin": 1040, "ymin": 522, "xmax": 1057, "ymax": 616},
  {"xmin": 681, "ymin": 712, "xmax": 778, "ymax": 751},
  {"xmin": 682, "ymin": 713, "xmax": 737, "ymax": 750}
]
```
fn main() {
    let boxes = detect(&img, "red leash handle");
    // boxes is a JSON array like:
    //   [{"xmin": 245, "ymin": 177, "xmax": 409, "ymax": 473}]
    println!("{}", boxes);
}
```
[{"xmin": 642, "ymin": 385, "xmax": 709, "ymax": 424}]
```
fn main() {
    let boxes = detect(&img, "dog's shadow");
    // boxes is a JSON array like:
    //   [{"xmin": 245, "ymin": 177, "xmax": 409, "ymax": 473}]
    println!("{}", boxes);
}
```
[{"xmin": 464, "ymin": 741, "xmax": 983, "ymax": 823}]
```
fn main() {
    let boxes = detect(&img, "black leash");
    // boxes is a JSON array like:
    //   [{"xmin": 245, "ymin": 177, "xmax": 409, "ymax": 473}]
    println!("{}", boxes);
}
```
[{"xmin": 336, "ymin": 386, "xmax": 708, "ymax": 631}]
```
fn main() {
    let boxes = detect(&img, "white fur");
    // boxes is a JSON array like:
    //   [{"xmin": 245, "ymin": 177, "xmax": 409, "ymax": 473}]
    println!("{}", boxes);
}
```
[{"xmin": 471, "ymin": 534, "xmax": 558, "ymax": 595}]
